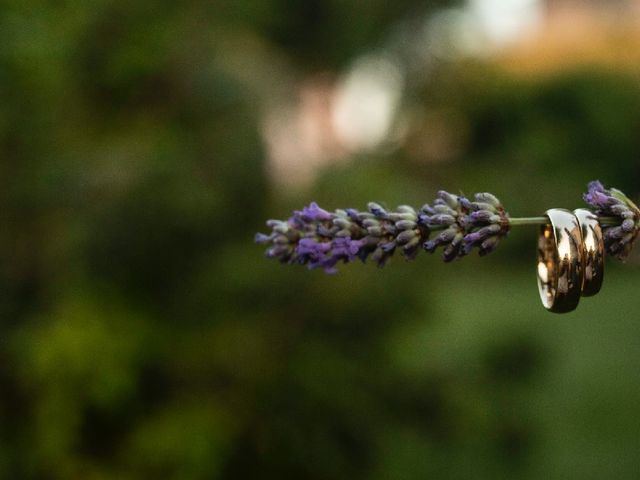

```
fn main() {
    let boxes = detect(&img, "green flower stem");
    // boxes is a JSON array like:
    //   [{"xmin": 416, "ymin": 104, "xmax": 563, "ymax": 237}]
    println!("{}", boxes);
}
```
[
  {"xmin": 507, "ymin": 217, "xmax": 548, "ymax": 226},
  {"xmin": 508, "ymin": 216, "xmax": 620, "ymax": 226}
]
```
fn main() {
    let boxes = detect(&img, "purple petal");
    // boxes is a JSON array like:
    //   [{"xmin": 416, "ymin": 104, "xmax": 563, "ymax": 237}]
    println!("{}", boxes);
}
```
[
  {"xmin": 296, "ymin": 238, "xmax": 331, "ymax": 257},
  {"xmin": 345, "ymin": 208, "xmax": 360, "ymax": 221},
  {"xmin": 587, "ymin": 180, "xmax": 605, "ymax": 193},
  {"xmin": 584, "ymin": 181, "xmax": 615, "ymax": 209},
  {"xmin": 469, "ymin": 210, "xmax": 493, "ymax": 223},
  {"xmin": 327, "ymin": 237, "xmax": 363, "ymax": 262},
  {"xmin": 349, "ymin": 239, "xmax": 364, "ymax": 255},
  {"xmin": 464, "ymin": 231, "xmax": 483, "ymax": 245},
  {"xmin": 458, "ymin": 197, "xmax": 474, "ymax": 211},
  {"xmin": 300, "ymin": 202, "xmax": 333, "ymax": 221}
]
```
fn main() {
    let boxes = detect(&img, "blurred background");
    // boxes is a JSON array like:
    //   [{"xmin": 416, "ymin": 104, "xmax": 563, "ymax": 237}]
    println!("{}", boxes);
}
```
[{"xmin": 2, "ymin": 0, "xmax": 640, "ymax": 478}]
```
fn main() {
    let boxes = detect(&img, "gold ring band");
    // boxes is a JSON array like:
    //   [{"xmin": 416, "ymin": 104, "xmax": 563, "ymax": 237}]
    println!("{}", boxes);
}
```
[
  {"xmin": 537, "ymin": 209, "xmax": 585, "ymax": 313},
  {"xmin": 573, "ymin": 208, "xmax": 604, "ymax": 297}
]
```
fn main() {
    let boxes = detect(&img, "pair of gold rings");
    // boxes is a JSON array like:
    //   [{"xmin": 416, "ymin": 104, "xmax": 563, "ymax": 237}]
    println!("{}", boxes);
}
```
[{"xmin": 536, "ymin": 209, "xmax": 605, "ymax": 313}]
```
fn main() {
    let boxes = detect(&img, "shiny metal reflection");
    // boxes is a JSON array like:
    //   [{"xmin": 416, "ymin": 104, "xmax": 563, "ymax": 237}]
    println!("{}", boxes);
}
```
[
  {"xmin": 573, "ymin": 208, "xmax": 604, "ymax": 297},
  {"xmin": 537, "ymin": 209, "xmax": 584, "ymax": 313}
]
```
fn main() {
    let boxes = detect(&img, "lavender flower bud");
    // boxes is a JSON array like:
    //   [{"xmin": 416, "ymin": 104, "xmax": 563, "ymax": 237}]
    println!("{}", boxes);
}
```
[
  {"xmin": 424, "ymin": 228, "xmax": 456, "ymax": 252},
  {"xmin": 427, "ymin": 214, "xmax": 456, "ymax": 225},
  {"xmin": 396, "ymin": 230, "xmax": 417, "ymax": 245},
  {"xmin": 474, "ymin": 192, "xmax": 501, "ymax": 207},
  {"xmin": 333, "ymin": 218, "xmax": 351, "ymax": 230},
  {"xmin": 367, "ymin": 226, "xmax": 383, "ymax": 236},
  {"xmin": 442, "ymin": 232, "xmax": 464, "ymax": 262},
  {"xmin": 397, "ymin": 205, "xmax": 417, "ymax": 214},
  {"xmin": 368, "ymin": 202, "xmax": 387, "ymax": 217},
  {"xmin": 362, "ymin": 218, "xmax": 379, "ymax": 228},
  {"xmin": 437, "ymin": 191, "xmax": 460, "ymax": 209},
  {"xmin": 583, "ymin": 180, "xmax": 640, "ymax": 260},
  {"xmin": 479, "ymin": 236, "xmax": 500, "ymax": 256},
  {"xmin": 396, "ymin": 220, "xmax": 417, "ymax": 230},
  {"xmin": 622, "ymin": 218, "xmax": 636, "ymax": 233},
  {"xmin": 469, "ymin": 210, "xmax": 493, "ymax": 223}
]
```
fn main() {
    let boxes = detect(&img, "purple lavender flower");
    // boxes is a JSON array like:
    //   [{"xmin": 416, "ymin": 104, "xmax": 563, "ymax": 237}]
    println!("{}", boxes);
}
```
[
  {"xmin": 300, "ymin": 202, "xmax": 333, "ymax": 221},
  {"xmin": 255, "ymin": 201, "xmax": 431, "ymax": 272},
  {"xmin": 583, "ymin": 180, "xmax": 640, "ymax": 260},
  {"xmin": 421, "ymin": 191, "xmax": 510, "ymax": 262},
  {"xmin": 257, "ymin": 191, "xmax": 511, "ymax": 272},
  {"xmin": 420, "ymin": 191, "xmax": 466, "ymax": 262},
  {"xmin": 461, "ymin": 193, "xmax": 510, "ymax": 257}
]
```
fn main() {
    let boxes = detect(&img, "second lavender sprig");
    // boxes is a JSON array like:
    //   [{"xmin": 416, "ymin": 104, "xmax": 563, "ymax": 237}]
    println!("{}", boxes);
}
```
[{"xmin": 583, "ymin": 180, "xmax": 640, "ymax": 260}]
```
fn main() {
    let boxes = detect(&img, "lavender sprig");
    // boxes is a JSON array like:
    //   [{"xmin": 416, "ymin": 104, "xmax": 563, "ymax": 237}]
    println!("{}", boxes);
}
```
[
  {"xmin": 255, "ymin": 190, "xmax": 510, "ymax": 273},
  {"xmin": 583, "ymin": 180, "xmax": 640, "ymax": 260}
]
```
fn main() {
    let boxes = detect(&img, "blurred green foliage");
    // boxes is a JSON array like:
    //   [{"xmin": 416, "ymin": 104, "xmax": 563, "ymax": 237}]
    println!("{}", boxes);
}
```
[{"xmin": 1, "ymin": 1, "xmax": 640, "ymax": 479}]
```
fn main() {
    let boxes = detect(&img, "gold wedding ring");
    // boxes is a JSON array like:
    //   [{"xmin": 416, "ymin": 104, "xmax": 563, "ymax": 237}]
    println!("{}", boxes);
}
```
[
  {"xmin": 537, "ymin": 209, "xmax": 585, "ymax": 313},
  {"xmin": 573, "ymin": 208, "xmax": 604, "ymax": 297},
  {"xmin": 536, "ymin": 208, "xmax": 606, "ymax": 313}
]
